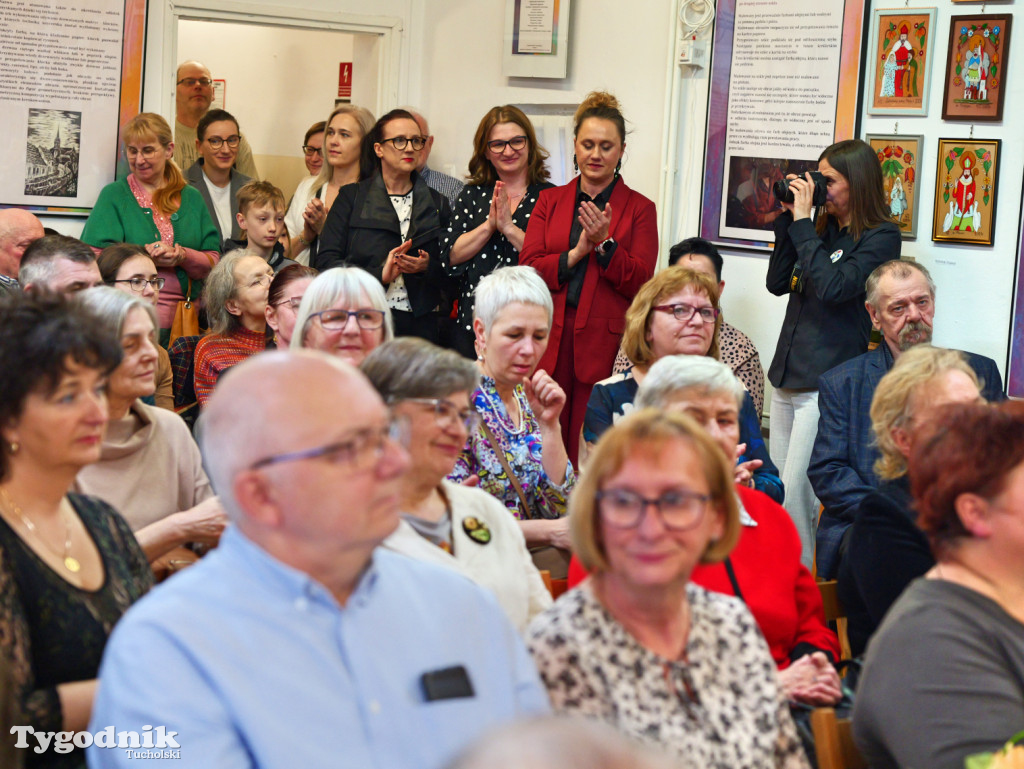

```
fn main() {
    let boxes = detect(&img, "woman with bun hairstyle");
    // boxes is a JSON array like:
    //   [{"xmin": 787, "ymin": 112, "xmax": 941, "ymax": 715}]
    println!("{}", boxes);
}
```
[{"xmin": 519, "ymin": 91, "xmax": 658, "ymax": 466}]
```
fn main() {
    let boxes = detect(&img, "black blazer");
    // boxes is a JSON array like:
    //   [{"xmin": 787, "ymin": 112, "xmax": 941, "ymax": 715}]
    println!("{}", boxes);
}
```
[{"xmin": 315, "ymin": 172, "xmax": 453, "ymax": 317}]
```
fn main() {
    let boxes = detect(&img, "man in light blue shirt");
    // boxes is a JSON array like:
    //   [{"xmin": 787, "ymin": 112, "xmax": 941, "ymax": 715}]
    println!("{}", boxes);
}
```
[{"xmin": 88, "ymin": 351, "xmax": 550, "ymax": 769}]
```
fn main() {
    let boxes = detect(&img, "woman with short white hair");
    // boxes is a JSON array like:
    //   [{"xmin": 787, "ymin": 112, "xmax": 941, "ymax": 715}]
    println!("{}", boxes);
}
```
[{"xmin": 449, "ymin": 266, "xmax": 575, "ymax": 573}]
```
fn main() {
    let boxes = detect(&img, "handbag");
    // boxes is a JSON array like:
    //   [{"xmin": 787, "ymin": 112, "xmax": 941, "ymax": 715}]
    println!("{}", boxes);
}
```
[
  {"xmin": 479, "ymin": 419, "xmax": 571, "ymax": 579},
  {"xmin": 169, "ymin": 269, "xmax": 200, "ymax": 347}
]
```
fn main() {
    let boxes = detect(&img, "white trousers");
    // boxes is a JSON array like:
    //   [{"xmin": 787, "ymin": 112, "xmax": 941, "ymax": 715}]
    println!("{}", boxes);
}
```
[{"xmin": 769, "ymin": 388, "xmax": 821, "ymax": 570}]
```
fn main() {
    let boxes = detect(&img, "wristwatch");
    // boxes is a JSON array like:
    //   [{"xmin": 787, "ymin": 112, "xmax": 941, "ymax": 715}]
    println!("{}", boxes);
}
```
[{"xmin": 596, "ymin": 237, "xmax": 616, "ymax": 255}]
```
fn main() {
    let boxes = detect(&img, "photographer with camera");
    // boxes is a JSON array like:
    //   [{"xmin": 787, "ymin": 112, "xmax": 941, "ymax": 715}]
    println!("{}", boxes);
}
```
[{"xmin": 765, "ymin": 139, "xmax": 900, "ymax": 567}]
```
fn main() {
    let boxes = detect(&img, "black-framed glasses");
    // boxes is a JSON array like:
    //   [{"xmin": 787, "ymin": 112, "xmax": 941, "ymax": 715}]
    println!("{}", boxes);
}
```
[
  {"xmin": 301, "ymin": 145, "xmax": 323, "ymax": 156},
  {"xmin": 596, "ymin": 488, "xmax": 711, "ymax": 531},
  {"xmin": 379, "ymin": 136, "xmax": 427, "ymax": 151},
  {"xmin": 177, "ymin": 77, "xmax": 213, "ymax": 87},
  {"xmin": 403, "ymin": 397, "xmax": 479, "ymax": 433},
  {"xmin": 113, "ymin": 277, "xmax": 165, "ymax": 292},
  {"xmin": 249, "ymin": 415, "xmax": 409, "ymax": 471},
  {"xmin": 309, "ymin": 308, "xmax": 385, "ymax": 331},
  {"xmin": 652, "ymin": 303, "xmax": 719, "ymax": 324},
  {"xmin": 205, "ymin": 135, "xmax": 240, "ymax": 150},
  {"xmin": 487, "ymin": 135, "xmax": 528, "ymax": 153}
]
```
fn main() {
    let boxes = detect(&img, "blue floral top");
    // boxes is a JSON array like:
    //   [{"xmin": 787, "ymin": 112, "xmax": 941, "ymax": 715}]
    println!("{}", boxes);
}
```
[{"xmin": 449, "ymin": 376, "xmax": 575, "ymax": 520}]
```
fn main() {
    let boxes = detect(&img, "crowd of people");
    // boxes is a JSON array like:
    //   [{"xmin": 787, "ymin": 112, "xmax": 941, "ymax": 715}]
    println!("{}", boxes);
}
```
[{"xmin": 0, "ymin": 59, "xmax": 1017, "ymax": 769}]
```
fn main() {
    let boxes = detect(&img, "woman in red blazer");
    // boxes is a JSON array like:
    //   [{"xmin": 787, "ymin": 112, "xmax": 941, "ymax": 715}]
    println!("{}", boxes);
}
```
[{"xmin": 519, "ymin": 92, "xmax": 658, "ymax": 464}]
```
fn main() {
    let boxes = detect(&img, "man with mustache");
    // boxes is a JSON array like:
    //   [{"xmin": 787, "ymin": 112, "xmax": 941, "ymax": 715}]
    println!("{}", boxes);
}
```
[{"xmin": 808, "ymin": 259, "xmax": 1003, "ymax": 577}]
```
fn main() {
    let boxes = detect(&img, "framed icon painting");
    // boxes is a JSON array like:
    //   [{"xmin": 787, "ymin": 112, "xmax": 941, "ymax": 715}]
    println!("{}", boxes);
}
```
[
  {"xmin": 867, "ymin": 134, "xmax": 923, "ymax": 238},
  {"xmin": 932, "ymin": 138, "xmax": 1000, "ymax": 246}
]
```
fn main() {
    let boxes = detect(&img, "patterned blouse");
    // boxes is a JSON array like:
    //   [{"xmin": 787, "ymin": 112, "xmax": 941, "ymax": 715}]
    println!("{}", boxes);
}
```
[
  {"xmin": 0, "ymin": 493, "xmax": 153, "ymax": 767},
  {"xmin": 448, "ymin": 376, "xmax": 575, "ymax": 520},
  {"xmin": 527, "ymin": 583, "xmax": 810, "ymax": 769},
  {"xmin": 193, "ymin": 326, "xmax": 267, "ymax": 406}
]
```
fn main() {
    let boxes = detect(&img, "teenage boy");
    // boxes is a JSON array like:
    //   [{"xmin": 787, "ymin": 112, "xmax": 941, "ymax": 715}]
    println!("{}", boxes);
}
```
[
  {"xmin": 228, "ymin": 181, "xmax": 297, "ymax": 272},
  {"xmin": 186, "ymin": 109, "xmax": 252, "ymax": 250}
]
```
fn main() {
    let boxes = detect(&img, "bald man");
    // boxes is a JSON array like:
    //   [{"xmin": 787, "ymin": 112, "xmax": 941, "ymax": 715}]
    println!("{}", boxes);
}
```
[
  {"xmin": 408, "ymin": 109, "xmax": 464, "ymax": 207},
  {"xmin": 90, "ymin": 351, "xmax": 548, "ymax": 769},
  {"xmin": 174, "ymin": 60, "xmax": 259, "ymax": 179},
  {"xmin": 0, "ymin": 208, "xmax": 44, "ymax": 296}
]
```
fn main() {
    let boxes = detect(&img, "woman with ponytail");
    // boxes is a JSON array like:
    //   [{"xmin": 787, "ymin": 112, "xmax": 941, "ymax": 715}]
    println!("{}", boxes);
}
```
[
  {"xmin": 519, "ymin": 91, "xmax": 658, "ymax": 466},
  {"xmin": 83, "ymin": 113, "xmax": 221, "ymax": 340}
]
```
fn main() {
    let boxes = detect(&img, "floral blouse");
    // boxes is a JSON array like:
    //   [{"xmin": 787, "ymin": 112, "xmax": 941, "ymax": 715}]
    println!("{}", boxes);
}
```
[
  {"xmin": 526, "ymin": 583, "xmax": 810, "ymax": 769},
  {"xmin": 448, "ymin": 376, "xmax": 575, "ymax": 520}
]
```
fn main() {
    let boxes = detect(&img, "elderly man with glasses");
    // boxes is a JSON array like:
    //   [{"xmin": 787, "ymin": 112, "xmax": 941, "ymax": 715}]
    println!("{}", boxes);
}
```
[
  {"xmin": 89, "ymin": 351, "xmax": 550, "ymax": 769},
  {"xmin": 173, "ymin": 60, "xmax": 259, "ymax": 178}
]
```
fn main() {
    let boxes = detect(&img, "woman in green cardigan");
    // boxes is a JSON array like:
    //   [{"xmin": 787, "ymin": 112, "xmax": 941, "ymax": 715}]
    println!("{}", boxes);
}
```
[{"xmin": 82, "ymin": 113, "xmax": 221, "ymax": 338}]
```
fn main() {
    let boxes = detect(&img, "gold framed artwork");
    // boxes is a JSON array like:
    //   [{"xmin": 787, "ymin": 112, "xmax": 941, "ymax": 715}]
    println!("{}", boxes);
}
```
[
  {"xmin": 941, "ymin": 14, "xmax": 1013, "ymax": 121},
  {"xmin": 867, "ymin": 8, "xmax": 937, "ymax": 115},
  {"xmin": 932, "ymin": 138, "xmax": 1000, "ymax": 246},
  {"xmin": 867, "ymin": 134, "xmax": 923, "ymax": 239}
]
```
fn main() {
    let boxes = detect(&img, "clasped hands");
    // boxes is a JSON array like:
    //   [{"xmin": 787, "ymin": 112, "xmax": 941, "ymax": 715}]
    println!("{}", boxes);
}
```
[
  {"xmin": 568, "ymin": 200, "xmax": 613, "ymax": 266},
  {"xmin": 382, "ymin": 240, "xmax": 429, "ymax": 283},
  {"xmin": 146, "ymin": 241, "xmax": 185, "ymax": 268}
]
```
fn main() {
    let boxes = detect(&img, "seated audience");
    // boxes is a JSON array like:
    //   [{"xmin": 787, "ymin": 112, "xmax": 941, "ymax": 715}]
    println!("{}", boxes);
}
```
[
  {"xmin": 173, "ymin": 61, "xmax": 258, "ymax": 178},
  {"xmin": 527, "ymin": 408, "xmax": 808, "ymax": 767},
  {"xmin": 364, "ymin": 338, "xmax": 552, "ymax": 631},
  {"xmin": 81, "ymin": 112, "xmax": 220, "ymax": 338},
  {"xmin": 634, "ymin": 355, "xmax": 840, "ymax": 701},
  {"xmin": 448, "ymin": 267, "xmax": 575, "ymax": 569},
  {"xmin": 74, "ymin": 287, "xmax": 226, "ymax": 576},
  {"xmin": 612, "ymin": 237, "xmax": 765, "ymax": 418},
  {"xmin": 442, "ymin": 105, "xmax": 553, "ymax": 359},
  {"xmin": 315, "ymin": 109, "xmax": 452, "ymax": 343},
  {"xmin": 98, "ymin": 243, "xmax": 173, "ymax": 410},
  {"xmin": 284, "ymin": 105, "xmax": 375, "ymax": 265},
  {"xmin": 291, "ymin": 266, "xmax": 392, "ymax": 365},
  {"xmin": 264, "ymin": 264, "xmax": 317, "ymax": 348},
  {"xmin": 226, "ymin": 181, "xmax": 295, "ymax": 272},
  {"xmin": 838, "ymin": 345, "xmax": 984, "ymax": 657},
  {"xmin": 0, "ymin": 292, "xmax": 152, "ymax": 766},
  {"xmin": 19, "ymin": 235, "xmax": 102, "ymax": 294},
  {"xmin": 810, "ymin": 259, "xmax": 1004, "ymax": 577},
  {"xmin": 0, "ymin": 208, "xmax": 45, "ymax": 296},
  {"xmin": 193, "ymin": 251, "xmax": 273, "ymax": 406},
  {"xmin": 89, "ymin": 351, "xmax": 549, "ymax": 769},
  {"xmin": 853, "ymin": 400, "xmax": 1024, "ymax": 769},
  {"xmin": 408, "ymin": 108, "xmax": 465, "ymax": 207},
  {"xmin": 584, "ymin": 266, "xmax": 782, "ymax": 502},
  {"xmin": 185, "ymin": 108, "xmax": 252, "ymax": 250}
]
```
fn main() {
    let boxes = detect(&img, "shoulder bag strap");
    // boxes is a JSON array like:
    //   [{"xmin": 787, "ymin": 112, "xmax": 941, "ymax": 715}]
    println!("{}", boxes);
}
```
[
  {"xmin": 478, "ymin": 418, "xmax": 533, "ymax": 520},
  {"xmin": 723, "ymin": 556, "xmax": 745, "ymax": 603}
]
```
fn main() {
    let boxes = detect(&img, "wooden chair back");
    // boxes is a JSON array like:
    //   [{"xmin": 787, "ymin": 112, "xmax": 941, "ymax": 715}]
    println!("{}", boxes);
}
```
[
  {"xmin": 811, "ymin": 707, "xmax": 866, "ymax": 769},
  {"xmin": 817, "ymin": 579, "xmax": 853, "ymax": 662}
]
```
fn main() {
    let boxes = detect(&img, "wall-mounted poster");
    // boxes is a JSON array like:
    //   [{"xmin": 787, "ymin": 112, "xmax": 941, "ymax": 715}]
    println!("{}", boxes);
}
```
[
  {"xmin": 502, "ymin": 0, "xmax": 571, "ymax": 78},
  {"xmin": 867, "ymin": 8, "xmax": 937, "ymax": 116},
  {"xmin": 941, "ymin": 14, "xmax": 1013, "ymax": 121},
  {"xmin": 867, "ymin": 134, "xmax": 923, "ymax": 239},
  {"xmin": 932, "ymin": 138, "xmax": 1000, "ymax": 246}
]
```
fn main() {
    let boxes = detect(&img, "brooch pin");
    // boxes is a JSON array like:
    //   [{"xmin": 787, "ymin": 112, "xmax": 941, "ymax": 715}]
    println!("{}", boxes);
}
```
[{"xmin": 462, "ymin": 517, "xmax": 491, "ymax": 545}]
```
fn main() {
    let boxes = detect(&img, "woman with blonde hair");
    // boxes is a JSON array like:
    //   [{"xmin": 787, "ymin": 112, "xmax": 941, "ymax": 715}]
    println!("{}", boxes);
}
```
[
  {"xmin": 82, "ymin": 112, "xmax": 221, "ymax": 340},
  {"xmin": 443, "ymin": 105, "xmax": 553, "ymax": 358},
  {"xmin": 527, "ymin": 408, "xmax": 808, "ymax": 767},
  {"xmin": 520, "ymin": 91, "xmax": 658, "ymax": 465},
  {"xmin": 837, "ymin": 345, "xmax": 983, "ymax": 656},
  {"xmin": 284, "ymin": 104, "xmax": 375, "ymax": 265}
]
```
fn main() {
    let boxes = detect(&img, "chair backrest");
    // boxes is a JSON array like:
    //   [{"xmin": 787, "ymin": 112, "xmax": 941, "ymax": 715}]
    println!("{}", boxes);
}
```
[
  {"xmin": 817, "ymin": 579, "xmax": 853, "ymax": 661},
  {"xmin": 811, "ymin": 708, "xmax": 866, "ymax": 769}
]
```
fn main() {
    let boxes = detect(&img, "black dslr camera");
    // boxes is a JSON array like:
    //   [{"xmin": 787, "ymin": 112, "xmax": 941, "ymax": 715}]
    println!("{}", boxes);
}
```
[{"xmin": 773, "ymin": 171, "xmax": 828, "ymax": 207}]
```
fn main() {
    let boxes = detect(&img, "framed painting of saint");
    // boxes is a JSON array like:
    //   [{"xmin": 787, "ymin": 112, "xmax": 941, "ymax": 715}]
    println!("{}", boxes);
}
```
[
  {"xmin": 941, "ymin": 14, "xmax": 1012, "ymax": 121},
  {"xmin": 867, "ymin": 8, "xmax": 937, "ymax": 115},
  {"xmin": 867, "ymin": 134, "xmax": 923, "ymax": 238},
  {"xmin": 931, "ymin": 138, "xmax": 1000, "ymax": 246}
]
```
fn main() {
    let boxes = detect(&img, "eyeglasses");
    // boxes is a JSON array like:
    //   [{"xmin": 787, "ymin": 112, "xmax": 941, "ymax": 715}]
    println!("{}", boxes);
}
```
[
  {"xmin": 301, "ymin": 145, "xmax": 323, "ymax": 156},
  {"xmin": 652, "ymin": 303, "xmax": 719, "ymax": 324},
  {"xmin": 487, "ymin": 135, "xmax": 528, "ymax": 153},
  {"xmin": 596, "ymin": 488, "xmax": 711, "ymax": 531},
  {"xmin": 244, "ymin": 274, "xmax": 274, "ymax": 290},
  {"xmin": 379, "ymin": 136, "xmax": 427, "ymax": 151},
  {"xmin": 274, "ymin": 296, "xmax": 304, "ymax": 311},
  {"xmin": 177, "ymin": 77, "xmax": 213, "ymax": 88},
  {"xmin": 125, "ymin": 146, "xmax": 163, "ymax": 159},
  {"xmin": 113, "ymin": 277, "xmax": 166, "ymax": 292},
  {"xmin": 249, "ymin": 415, "xmax": 409, "ymax": 471},
  {"xmin": 403, "ymin": 397, "xmax": 479, "ymax": 433},
  {"xmin": 308, "ymin": 308, "xmax": 385, "ymax": 331},
  {"xmin": 205, "ymin": 135, "xmax": 240, "ymax": 150}
]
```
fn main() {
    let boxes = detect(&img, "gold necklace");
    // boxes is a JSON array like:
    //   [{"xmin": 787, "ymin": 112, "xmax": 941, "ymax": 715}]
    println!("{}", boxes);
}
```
[{"xmin": 0, "ymin": 488, "xmax": 80, "ymax": 573}]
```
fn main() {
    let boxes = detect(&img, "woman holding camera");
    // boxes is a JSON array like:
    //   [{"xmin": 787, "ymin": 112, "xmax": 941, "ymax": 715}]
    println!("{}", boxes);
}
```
[{"xmin": 765, "ymin": 139, "xmax": 900, "ymax": 566}]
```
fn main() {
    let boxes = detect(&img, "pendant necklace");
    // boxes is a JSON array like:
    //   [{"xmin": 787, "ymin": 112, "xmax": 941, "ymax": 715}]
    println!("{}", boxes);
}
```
[{"xmin": 0, "ymin": 487, "xmax": 80, "ymax": 573}]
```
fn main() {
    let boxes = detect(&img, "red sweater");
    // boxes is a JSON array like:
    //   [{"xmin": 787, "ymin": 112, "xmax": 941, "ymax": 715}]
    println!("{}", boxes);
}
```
[
  {"xmin": 567, "ymin": 485, "xmax": 839, "ymax": 669},
  {"xmin": 193, "ymin": 326, "xmax": 266, "ymax": 406}
]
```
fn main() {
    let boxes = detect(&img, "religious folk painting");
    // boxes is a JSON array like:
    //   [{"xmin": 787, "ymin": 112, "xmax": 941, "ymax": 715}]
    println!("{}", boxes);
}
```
[
  {"xmin": 932, "ymin": 138, "xmax": 999, "ymax": 246},
  {"xmin": 867, "ymin": 135, "xmax": 923, "ymax": 239},
  {"xmin": 942, "ymin": 15, "xmax": 1013, "ymax": 121},
  {"xmin": 868, "ymin": 9, "xmax": 937, "ymax": 115}
]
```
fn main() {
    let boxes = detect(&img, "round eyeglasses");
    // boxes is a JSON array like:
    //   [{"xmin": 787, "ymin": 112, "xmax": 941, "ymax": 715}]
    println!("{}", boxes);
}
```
[
  {"xmin": 596, "ymin": 488, "xmax": 711, "ymax": 531},
  {"xmin": 652, "ymin": 303, "xmax": 719, "ymax": 324},
  {"xmin": 205, "ymin": 135, "xmax": 240, "ymax": 150},
  {"xmin": 487, "ymin": 135, "xmax": 528, "ymax": 153},
  {"xmin": 379, "ymin": 136, "xmax": 427, "ymax": 151},
  {"xmin": 113, "ymin": 277, "xmax": 166, "ymax": 292}
]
